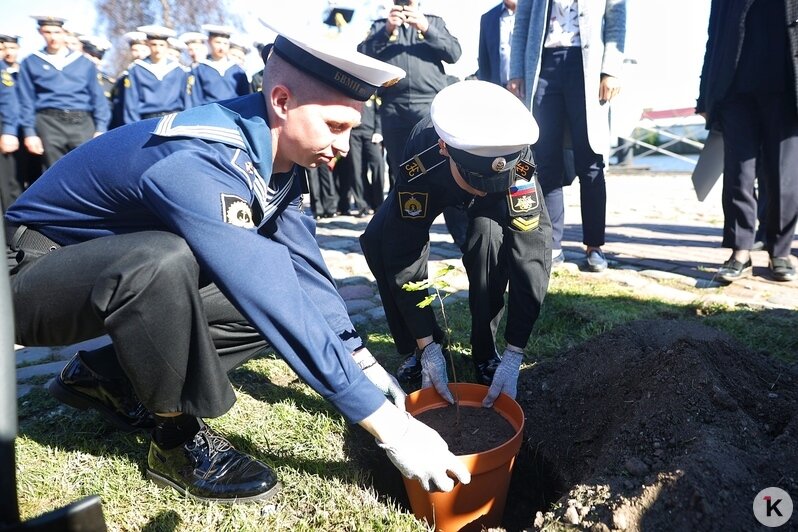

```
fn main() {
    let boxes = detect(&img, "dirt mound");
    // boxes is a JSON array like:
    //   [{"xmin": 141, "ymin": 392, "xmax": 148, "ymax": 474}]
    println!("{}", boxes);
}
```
[{"xmin": 513, "ymin": 319, "xmax": 798, "ymax": 531}]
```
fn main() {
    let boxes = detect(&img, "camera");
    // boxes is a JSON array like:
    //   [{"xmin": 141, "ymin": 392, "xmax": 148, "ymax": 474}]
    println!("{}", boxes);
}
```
[{"xmin": 394, "ymin": 0, "xmax": 411, "ymax": 6}]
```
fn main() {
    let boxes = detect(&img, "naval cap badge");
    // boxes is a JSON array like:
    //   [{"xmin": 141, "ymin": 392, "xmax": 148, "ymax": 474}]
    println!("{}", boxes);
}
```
[{"xmin": 491, "ymin": 157, "xmax": 507, "ymax": 172}]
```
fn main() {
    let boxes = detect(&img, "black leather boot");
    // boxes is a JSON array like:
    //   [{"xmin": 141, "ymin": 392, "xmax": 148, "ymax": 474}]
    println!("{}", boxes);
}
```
[
  {"xmin": 147, "ymin": 425, "xmax": 281, "ymax": 503},
  {"xmin": 473, "ymin": 352, "xmax": 502, "ymax": 386},
  {"xmin": 47, "ymin": 351, "xmax": 155, "ymax": 432}
]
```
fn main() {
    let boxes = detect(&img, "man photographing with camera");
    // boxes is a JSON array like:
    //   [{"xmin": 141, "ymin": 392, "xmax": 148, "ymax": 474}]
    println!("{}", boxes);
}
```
[{"xmin": 386, "ymin": 0, "xmax": 428, "ymax": 35}]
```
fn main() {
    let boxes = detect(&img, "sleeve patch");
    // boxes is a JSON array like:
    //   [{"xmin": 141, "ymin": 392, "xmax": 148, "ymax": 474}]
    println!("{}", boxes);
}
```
[
  {"xmin": 221, "ymin": 194, "xmax": 255, "ymax": 228},
  {"xmin": 398, "ymin": 191, "xmax": 429, "ymax": 219}
]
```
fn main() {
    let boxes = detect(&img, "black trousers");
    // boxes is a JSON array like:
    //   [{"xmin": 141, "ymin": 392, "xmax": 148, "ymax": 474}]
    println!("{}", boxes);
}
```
[
  {"xmin": 35, "ymin": 110, "xmax": 96, "ymax": 170},
  {"xmin": 338, "ymin": 132, "xmax": 382, "ymax": 212},
  {"xmin": 0, "ymin": 150, "xmax": 21, "ymax": 213},
  {"xmin": 718, "ymin": 91, "xmax": 798, "ymax": 258},
  {"xmin": 533, "ymin": 47, "xmax": 606, "ymax": 249},
  {"xmin": 306, "ymin": 164, "xmax": 338, "ymax": 216},
  {"xmin": 9, "ymin": 230, "xmax": 268, "ymax": 418},
  {"xmin": 462, "ymin": 200, "xmax": 552, "ymax": 363}
]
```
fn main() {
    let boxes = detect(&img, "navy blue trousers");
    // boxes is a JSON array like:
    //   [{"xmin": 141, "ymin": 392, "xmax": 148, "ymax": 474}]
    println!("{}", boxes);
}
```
[
  {"xmin": 718, "ymin": 91, "xmax": 798, "ymax": 258},
  {"xmin": 533, "ymin": 47, "xmax": 606, "ymax": 249}
]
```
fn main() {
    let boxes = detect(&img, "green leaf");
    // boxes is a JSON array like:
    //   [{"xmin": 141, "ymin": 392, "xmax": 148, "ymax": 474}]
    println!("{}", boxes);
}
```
[{"xmin": 416, "ymin": 294, "xmax": 439, "ymax": 308}]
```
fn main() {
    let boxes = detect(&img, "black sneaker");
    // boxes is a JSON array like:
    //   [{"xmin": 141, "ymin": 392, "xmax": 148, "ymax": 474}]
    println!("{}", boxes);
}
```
[
  {"xmin": 396, "ymin": 350, "xmax": 422, "ymax": 384},
  {"xmin": 147, "ymin": 426, "xmax": 281, "ymax": 503},
  {"xmin": 47, "ymin": 351, "xmax": 155, "ymax": 433},
  {"xmin": 473, "ymin": 352, "xmax": 502, "ymax": 386},
  {"xmin": 769, "ymin": 256, "xmax": 797, "ymax": 282},
  {"xmin": 717, "ymin": 258, "xmax": 752, "ymax": 283}
]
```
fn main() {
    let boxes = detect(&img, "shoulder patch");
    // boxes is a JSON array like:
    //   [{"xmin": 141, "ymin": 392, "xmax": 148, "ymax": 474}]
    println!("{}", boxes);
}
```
[
  {"xmin": 221, "ymin": 194, "xmax": 255, "ymax": 228},
  {"xmin": 507, "ymin": 177, "xmax": 540, "ymax": 218},
  {"xmin": 398, "ymin": 191, "xmax": 429, "ymax": 219},
  {"xmin": 1, "ymin": 71, "xmax": 14, "ymax": 87}
]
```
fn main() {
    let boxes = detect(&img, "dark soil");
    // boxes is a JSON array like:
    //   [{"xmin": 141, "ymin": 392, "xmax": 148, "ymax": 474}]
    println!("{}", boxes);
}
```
[
  {"xmin": 507, "ymin": 319, "xmax": 798, "ymax": 531},
  {"xmin": 415, "ymin": 404, "xmax": 516, "ymax": 455}
]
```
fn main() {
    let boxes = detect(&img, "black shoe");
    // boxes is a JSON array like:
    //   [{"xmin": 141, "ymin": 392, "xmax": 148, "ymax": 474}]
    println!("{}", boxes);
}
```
[
  {"xmin": 473, "ymin": 353, "xmax": 502, "ymax": 386},
  {"xmin": 769, "ymin": 256, "xmax": 797, "ymax": 282},
  {"xmin": 147, "ymin": 426, "xmax": 281, "ymax": 503},
  {"xmin": 717, "ymin": 258, "xmax": 752, "ymax": 283},
  {"xmin": 396, "ymin": 351, "xmax": 422, "ymax": 384},
  {"xmin": 47, "ymin": 352, "xmax": 155, "ymax": 433}
]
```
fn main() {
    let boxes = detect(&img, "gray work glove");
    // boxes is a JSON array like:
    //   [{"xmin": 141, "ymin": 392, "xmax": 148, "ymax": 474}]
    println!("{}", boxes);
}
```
[
  {"xmin": 378, "ymin": 411, "xmax": 471, "ymax": 492},
  {"xmin": 354, "ymin": 348, "xmax": 406, "ymax": 412},
  {"xmin": 482, "ymin": 349, "xmax": 523, "ymax": 407},
  {"xmin": 420, "ymin": 342, "xmax": 454, "ymax": 404}
]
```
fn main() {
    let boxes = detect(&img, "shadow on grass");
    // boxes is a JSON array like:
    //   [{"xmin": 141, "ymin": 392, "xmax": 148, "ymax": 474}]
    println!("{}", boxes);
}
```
[{"xmin": 141, "ymin": 510, "xmax": 181, "ymax": 532}]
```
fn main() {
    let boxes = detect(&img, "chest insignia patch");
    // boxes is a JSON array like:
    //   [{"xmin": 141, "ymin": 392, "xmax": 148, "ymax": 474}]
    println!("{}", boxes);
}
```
[
  {"xmin": 221, "ymin": 194, "xmax": 255, "ymax": 229},
  {"xmin": 399, "ymin": 191, "xmax": 428, "ymax": 219}
]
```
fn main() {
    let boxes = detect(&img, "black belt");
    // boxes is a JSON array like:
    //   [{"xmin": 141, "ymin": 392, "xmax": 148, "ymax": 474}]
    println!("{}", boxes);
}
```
[
  {"xmin": 141, "ymin": 111, "xmax": 176, "ymax": 120},
  {"xmin": 37, "ymin": 108, "xmax": 91, "ymax": 124},
  {"xmin": 5, "ymin": 224, "xmax": 61, "ymax": 253}
]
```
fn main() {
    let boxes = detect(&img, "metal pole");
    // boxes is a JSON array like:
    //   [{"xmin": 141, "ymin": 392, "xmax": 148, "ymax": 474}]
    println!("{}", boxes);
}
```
[{"xmin": 0, "ymin": 220, "xmax": 20, "ymax": 526}]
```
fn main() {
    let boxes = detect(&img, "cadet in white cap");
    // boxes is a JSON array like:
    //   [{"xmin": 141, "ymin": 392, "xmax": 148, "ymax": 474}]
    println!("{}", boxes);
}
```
[
  {"xmin": 362, "ymin": 79, "xmax": 552, "ymax": 408},
  {"xmin": 79, "ymin": 35, "xmax": 115, "ymax": 106},
  {"xmin": 16, "ymin": 15, "xmax": 110, "ymax": 170},
  {"xmin": 6, "ymin": 20, "xmax": 468, "ymax": 502},
  {"xmin": 123, "ymin": 31, "xmax": 150, "ymax": 60},
  {"xmin": 227, "ymin": 35, "xmax": 250, "ymax": 68},
  {"xmin": 190, "ymin": 24, "xmax": 249, "ymax": 105},
  {"xmin": 179, "ymin": 31, "xmax": 207, "ymax": 65},
  {"xmin": 117, "ymin": 25, "xmax": 191, "ymax": 125}
]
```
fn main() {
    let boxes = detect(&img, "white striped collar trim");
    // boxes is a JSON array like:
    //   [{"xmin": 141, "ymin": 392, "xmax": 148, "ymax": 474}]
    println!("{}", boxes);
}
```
[
  {"xmin": 32, "ymin": 49, "xmax": 83, "ymax": 71},
  {"xmin": 198, "ymin": 57, "xmax": 237, "ymax": 77},
  {"xmin": 153, "ymin": 112, "xmax": 246, "ymax": 149},
  {"xmin": 133, "ymin": 59, "xmax": 183, "ymax": 81}
]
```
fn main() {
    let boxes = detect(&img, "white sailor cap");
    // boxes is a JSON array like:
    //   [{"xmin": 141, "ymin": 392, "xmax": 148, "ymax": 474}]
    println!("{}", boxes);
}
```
[
  {"xmin": 123, "ymin": 31, "xmax": 147, "ymax": 45},
  {"xmin": 201, "ymin": 24, "xmax": 235, "ymax": 38},
  {"xmin": 258, "ymin": 19, "xmax": 405, "ymax": 102},
  {"xmin": 79, "ymin": 35, "xmax": 112, "ymax": 52},
  {"xmin": 229, "ymin": 35, "xmax": 250, "ymax": 54},
  {"xmin": 31, "ymin": 15, "xmax": 67, "ymax": 28},
  {"xmin": 431, "ymin": 80, "xmax": 539, "ymax": 193},
  {"xmin": 179, "ymin": 31, "xmax": 207, "ymax": 45},
  {"xmin": 167, "ymin": 37, "xmax": 187, "ymax": 51},
  {"xmin": 0, "ymin": 33, "xmax": 20, "ymax": 44},
  {"xmin": 136, "ymin": 25, "xmax": 176, "ymax": 41}
]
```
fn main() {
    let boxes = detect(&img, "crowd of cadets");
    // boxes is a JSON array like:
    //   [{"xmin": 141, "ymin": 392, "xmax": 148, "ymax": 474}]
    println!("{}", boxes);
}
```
[{"xmin": 0, "ymin": 16, "xmax": 388, "ymax": 218}]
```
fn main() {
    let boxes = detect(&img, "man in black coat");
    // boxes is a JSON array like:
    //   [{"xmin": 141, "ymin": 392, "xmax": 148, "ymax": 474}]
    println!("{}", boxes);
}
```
[{"xmin": 697, "ymin": 0, "xmax": 798, "ymax": 282}]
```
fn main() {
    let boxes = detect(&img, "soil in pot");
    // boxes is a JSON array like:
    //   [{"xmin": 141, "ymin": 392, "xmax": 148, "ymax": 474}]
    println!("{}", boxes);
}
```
[{"xmin": 416, "ymin": 404, "xmax": 516, "ymax": 455}]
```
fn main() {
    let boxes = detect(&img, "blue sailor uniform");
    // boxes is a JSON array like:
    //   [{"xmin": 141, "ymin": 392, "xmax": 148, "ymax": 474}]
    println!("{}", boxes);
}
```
[
  {"xmin": 16, "ymin": 49, "xmax": 111, "ymax": 168},
  {"xmin": 122, "ymin": 59, "xmax": 191, "ymax": 124},
  {"xmin": 190, "ymin": 58, "xmax": 250, "ymax": 106},
  {"xmin": 5, "ymin": 93, "xmax": 386, "ymax": 423},
  {"xmin": 360, "ymin": 116, "xmax": 552, "ymax": 363},
  {"xmin": 1, "ymin": 66, "xmax": 22, "ymax": 212}
]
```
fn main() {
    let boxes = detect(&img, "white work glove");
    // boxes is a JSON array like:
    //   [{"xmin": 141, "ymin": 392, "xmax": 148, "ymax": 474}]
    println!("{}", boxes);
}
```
[
  {"xmin": 420, "ymin": 342, "xmax": 454, "ymax": 404},
  {"xmin": 482, "ymin": 349, "xmax": 523, "ymax": 407},
  {"xmin": 354, "ymin": 348, "xmax": 406, "ymax": 411},
  {"xmin": 378, "ymin": 411, "xmax": 471, "ymax": 492}
]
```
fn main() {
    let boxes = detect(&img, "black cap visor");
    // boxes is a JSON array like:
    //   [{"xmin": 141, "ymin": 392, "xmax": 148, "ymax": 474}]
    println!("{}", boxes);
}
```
[{"xmin": 449, "ymin": 146, "xmax": 525, "ymax": 194}]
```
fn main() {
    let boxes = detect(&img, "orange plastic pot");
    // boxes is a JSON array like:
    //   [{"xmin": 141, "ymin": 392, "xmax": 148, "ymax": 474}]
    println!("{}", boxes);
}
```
[{"xmin": 403, "ymin": 383, "xmax": 525, "ymax": 532}]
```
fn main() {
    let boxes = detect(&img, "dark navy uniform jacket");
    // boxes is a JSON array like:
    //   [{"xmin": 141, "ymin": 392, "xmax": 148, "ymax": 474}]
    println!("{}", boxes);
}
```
[
  {"xmin": 5, "ymin": 93, "xmax": 385, "ymax": 423},
  {"xmin": 190, "ymin": 58, "xmax": 250, "ymax": 106},
  {"xmin": 17, "ymin": 49, "xmax": 111, "ymax": 136},
  {"xmin": 122, "ymin": 59, "xmax": 191, "ymax": 124},
  {"xmin": 361, "ymin": 116, "xmax": 545, "ymax": 345},
  {"xmin": 0, "ymin": 67, "xmax": 17, "ymax": 135},
  {"xmin": 359, "ymin": 15, "xmax": 461, "ymax": 108}
]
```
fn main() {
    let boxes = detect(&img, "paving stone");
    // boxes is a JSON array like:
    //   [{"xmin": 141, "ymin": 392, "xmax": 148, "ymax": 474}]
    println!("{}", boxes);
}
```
[
  {"xmin": 338, "ymin": 284, "xmax": 373, "ymax": 300},
  {"xmin": 17, "ymin": 384, "xmax": 34, "ymax": 398},
  {"xmin": 345, "ymin": 299, "xmax": 375, "ymax": 314},
  {"xmin": 17, "ymin": 361, "xmax": 68, "ymax": 381}
]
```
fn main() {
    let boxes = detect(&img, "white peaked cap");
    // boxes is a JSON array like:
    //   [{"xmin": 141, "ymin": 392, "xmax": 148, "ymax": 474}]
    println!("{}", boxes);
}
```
[
  {"xmin": 258, "ymin": 18, "xmax": 405, "ymax": 101},
  {"xmin": 431, "ymin": 80, "xmax": 539, "ymax": 157}
]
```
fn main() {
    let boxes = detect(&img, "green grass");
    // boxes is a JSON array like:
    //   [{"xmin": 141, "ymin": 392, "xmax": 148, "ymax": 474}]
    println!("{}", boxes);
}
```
[{"xmin": 12, "ymin": 269, "xmax": 796, "ymax": 531}]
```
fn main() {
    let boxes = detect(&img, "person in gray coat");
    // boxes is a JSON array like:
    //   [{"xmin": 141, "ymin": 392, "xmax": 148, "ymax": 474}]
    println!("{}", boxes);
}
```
[{"xmin": 508, "ymin": 0, "xmax": 626, "ymax": 272}]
